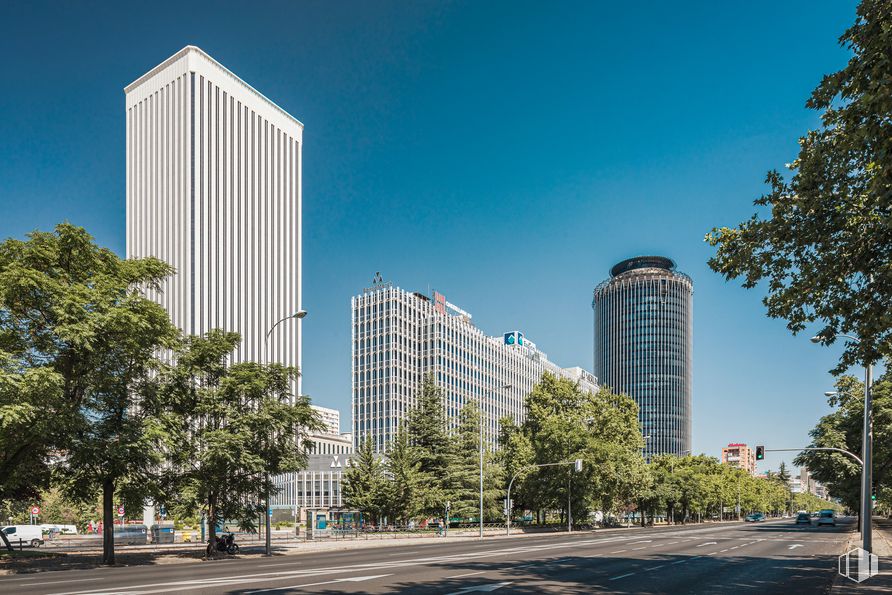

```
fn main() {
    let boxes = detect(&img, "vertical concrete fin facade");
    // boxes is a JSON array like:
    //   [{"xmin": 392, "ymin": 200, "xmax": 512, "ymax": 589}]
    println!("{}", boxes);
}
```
[{"xmin": 125, "ymin": 46, "xmax": 303, "ymax": 393}]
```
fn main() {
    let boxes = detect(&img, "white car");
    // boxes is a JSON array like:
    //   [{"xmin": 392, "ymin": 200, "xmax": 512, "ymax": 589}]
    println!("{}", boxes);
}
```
[
  {"xmin": 816, "ymin": 510, "xmax": 836, "ymax": 527},
  {"xmin": 2, "ymin": 525, "xmax": 44, "ymax": 547}
]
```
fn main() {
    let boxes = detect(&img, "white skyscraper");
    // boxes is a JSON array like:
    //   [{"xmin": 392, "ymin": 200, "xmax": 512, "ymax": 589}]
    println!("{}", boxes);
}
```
[{"xmin": 125, "ymin": 46, "xmax": 303, "ymax": 383}]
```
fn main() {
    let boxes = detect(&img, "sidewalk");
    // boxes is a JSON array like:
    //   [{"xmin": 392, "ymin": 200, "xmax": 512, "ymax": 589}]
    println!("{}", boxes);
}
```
[{"xmin": 831, "ymin": 518, "xmax": 892, "ymax": 593}]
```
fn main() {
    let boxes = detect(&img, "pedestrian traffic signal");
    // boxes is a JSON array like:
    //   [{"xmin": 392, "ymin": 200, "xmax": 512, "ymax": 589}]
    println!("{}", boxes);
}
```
[{"xmin": 756, "ymin": 445, "xmax": 765, "ymax": 460}]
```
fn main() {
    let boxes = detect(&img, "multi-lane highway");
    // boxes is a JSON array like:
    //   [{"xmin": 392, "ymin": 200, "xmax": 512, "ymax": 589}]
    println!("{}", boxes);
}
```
[{"xmin": 1, "ymin": 518, "xmax": 854, "ymax": 594}]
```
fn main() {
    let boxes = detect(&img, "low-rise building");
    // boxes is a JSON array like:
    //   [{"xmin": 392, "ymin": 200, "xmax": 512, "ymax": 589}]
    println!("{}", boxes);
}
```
[{"xmin": 721, "ymin": 443, "xmax": 756, "ymax": 475}]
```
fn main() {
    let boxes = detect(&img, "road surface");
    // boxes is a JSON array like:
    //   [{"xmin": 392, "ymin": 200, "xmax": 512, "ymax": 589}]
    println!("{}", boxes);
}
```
[{"xmin": 0, "ymin": 517, "xmax": 854, "ymax": 594}]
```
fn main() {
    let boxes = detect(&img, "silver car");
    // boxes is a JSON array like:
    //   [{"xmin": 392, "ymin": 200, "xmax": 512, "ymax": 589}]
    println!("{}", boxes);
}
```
[{"xmin": 816, "ymin": 510, "xmax": 835, "ymax": 527}]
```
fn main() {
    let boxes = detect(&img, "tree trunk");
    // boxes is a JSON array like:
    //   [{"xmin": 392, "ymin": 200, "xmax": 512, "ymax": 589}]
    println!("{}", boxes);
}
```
[
  {"xmin": 0, "ymin": 529, "xmax": 13, "ymax": 551},
  {"xmin": 102, "ymin": 476, "xmax": 115, "ymax": 565},
  {"xmin": 208, "ymin": 492, "xmax": 217, "ymax": 543}
]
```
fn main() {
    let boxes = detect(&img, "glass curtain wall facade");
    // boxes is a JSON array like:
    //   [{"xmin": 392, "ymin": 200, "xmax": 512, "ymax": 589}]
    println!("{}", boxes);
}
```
[
  {"xmin": 353, "ymin": 283, "xmax": 598, "ymax": 453},
  {"xmin": 593, "ymin": 257, "xmax": 693, "ymax": 459}
]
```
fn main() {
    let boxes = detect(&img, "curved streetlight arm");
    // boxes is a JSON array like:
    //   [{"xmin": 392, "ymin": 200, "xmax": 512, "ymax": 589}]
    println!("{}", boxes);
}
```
[
  {"xmin": 506, "ymin": 461, "xmax": 575, "ymax": 535},
  {"xmin": 765, "ymin": 447, "xmax": 863, "ymax": 468}
]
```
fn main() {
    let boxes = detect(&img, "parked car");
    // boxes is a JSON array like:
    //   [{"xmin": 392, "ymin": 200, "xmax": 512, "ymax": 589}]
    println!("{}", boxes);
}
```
[
  {"xmin": 1, "ymin": 525, "xmax": 44, "ymax": 547},
  {"xmin": 795, "ymin": 512, "xmax": 812, "ymax": 525},
  {"xmin": 816, "ymin": 510, "xmax": 836, "ymax": 527},
  {"xmin": 744, "ymin": 513, "xmax": 765, "ymax": 522}
]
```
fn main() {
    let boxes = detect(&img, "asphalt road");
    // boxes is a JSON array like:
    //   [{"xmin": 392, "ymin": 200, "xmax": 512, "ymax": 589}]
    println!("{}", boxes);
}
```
[{"xmin": 1, "ymin": 517, "xmax": 854, "ymax": 594}]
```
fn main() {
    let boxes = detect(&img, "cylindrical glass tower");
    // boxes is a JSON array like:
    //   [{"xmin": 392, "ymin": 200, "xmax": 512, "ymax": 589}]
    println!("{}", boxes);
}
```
[{"xmin": 593, "ymin": 256, "xmax": 693, "ymax": 459}]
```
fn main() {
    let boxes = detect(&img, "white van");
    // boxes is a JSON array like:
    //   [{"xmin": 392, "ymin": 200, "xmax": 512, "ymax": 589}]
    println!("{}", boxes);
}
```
[{"xmin": 2, "ymin": 525, "xmax": 44, "ymax": 547}]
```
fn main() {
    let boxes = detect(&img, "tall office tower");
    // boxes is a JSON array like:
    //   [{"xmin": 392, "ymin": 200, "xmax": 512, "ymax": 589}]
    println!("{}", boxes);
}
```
[
  {"xmin": 352, "ymin": 279, "xmax": 598, "ymax": 453},
  {"xmin": 593, "ymin": 256, "xmax": 693, "ymax": 459},
  {"xmin": 125, "ymin": 46, "xmax": 303, "ymax": 386}
]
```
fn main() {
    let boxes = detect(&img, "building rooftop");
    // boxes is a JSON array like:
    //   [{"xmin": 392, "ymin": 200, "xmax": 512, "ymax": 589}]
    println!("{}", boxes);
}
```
[
  {"xmin": 610, "ymin": 256, "xmax": 676, "ymax": 277},
  {"xmin": 124, "ymin": 45, "xmax": 304, "ymax": 129}
]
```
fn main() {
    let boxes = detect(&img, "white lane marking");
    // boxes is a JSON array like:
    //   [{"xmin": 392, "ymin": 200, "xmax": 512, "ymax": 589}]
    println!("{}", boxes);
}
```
[
  {"xmin": 667, "ymin": 541, "xmax": 681, "ymax": 545},
  {"xmin": 446, "ymin": 582, "xmax": 513, "ymax": 594},
  {"xmin": 720, "ymin": 549, "xmax": 729, "ymax": 553},
  {"xmin": 631, "ymin": 540, "xmax": 653, "ymax": 544},
  {"xmin": 645, "ymin": 564, "xmax": 665, "ymax": 571},
  {"xmin": 789, "ymin": 544, "xmax": 804, "ymax": 550},
  {"xmin": 696, "ymin": 541, "xmax": 718, "ymax": 547},
  {"xmin": 390, "ymin": 550, "xmax": 419, "ymax": 555},
  {"xmin": 632, "ymin": 546, "xmax": 648, "ymax": 550},
  {"xmin": 18, "ymin": 578, "xmax": 103, "ymax": 587},
  {"xmin": 610, "ymin": 549, "xmax": 627, "ymax": 554},
  {"xmin": 730, "ymin": 546, "xmax": 739, "ymax": 550},
  {"xmin": 609, "ymin": 572, "xmax": 636, "ymax": 581},
  {"xmin": 245, "ymin": 574, "xmax": 392, "ymax": 594},
  {"xmin": 445, "ymin": 571, "xmax": 487, "ymax": 579}
]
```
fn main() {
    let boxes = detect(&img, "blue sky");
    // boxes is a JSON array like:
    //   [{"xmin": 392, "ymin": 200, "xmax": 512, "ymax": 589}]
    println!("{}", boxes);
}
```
[{"xmin": 0, "ymin": 1, "xmax": 862, "ymax": 471}]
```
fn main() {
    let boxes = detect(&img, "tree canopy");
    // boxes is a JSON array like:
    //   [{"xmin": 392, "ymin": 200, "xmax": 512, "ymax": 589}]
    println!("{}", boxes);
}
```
[{"xmin": 706, "ymin": 0, "xmax": 892, "ymax": 372}]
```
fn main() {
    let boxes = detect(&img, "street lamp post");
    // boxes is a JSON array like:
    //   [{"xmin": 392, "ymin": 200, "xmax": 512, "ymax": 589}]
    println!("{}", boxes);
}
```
[
  {"xmin": 480, "ymin": 384, "xmax": 512, "ymax": 539},
  {"xmin": 812, "ymin": 334, "xmax": 873, "ymax": 553},
  {"xmin": 263, "ymin": 309, "xmax": 307, "ymax": 556}
]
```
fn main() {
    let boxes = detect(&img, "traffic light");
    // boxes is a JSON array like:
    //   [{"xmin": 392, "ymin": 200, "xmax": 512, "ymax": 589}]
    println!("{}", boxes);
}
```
[{"xmin": 756, "ymin": 445, "xmax": 765, "ymax": 460}]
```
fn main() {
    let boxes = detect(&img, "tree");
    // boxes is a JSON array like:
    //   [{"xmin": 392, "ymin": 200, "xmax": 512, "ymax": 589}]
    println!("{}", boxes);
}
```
[
  {"xmin": 795, "ymin": 371, "xmax": 891, "ymax": 514},
  {"xmin": 706, "ymin": 0, "xmax": 892, "ymax": 373},
  {"xmin": 777, "ymin": 462, "xmax": 791, "ymax": 484},
  {"xmin": 343, "ymin": 437, "xmax": 386, "ymax": 525},
  {"xmin": 382, "ymin": 426, "xmax": 423, "ymax": 524},
  {"xmin": 407, "ymin": 374, "xmax": 451, "ymax": 516},
  {"xmin": 504, "ymin": 373, "xmax": 646, "ymax": 527},
  {"xmin": 0, "ymin": 224, "xmax": 177, "ymax": 560},
  {"xmin": 443, "ymin": 400, "xmax": 503, "ymax": 522},
  {"xmin": 158, "ymin": 329, "xmax": 321, "ymax": 546}
]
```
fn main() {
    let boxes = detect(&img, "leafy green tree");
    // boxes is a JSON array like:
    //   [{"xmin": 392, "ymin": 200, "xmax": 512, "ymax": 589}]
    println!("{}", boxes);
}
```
[
  {"xmin": 795, "ymin": 371, "xmax": 891, "ymax": 514},
  {"xmin": 0, "ymin": 224, "xmax": 177, "ymax": 561},
  {"xmin": 157, "ymin": 329, "xmax": 321, "ymax": 545},
  {"xmin": 382, "ymin": 427, "xmax": 423, "ymax": 524},
  {"xmin": 506, "ymin": 373, "xmax": 646, "ymax": 527},
  {"xmin": 706, "ymin": 0, "xmax": 892, "ymax": 373},
  {"xmin": 343, "ymin": 437, "xmax": 386, "ymax": 525}
]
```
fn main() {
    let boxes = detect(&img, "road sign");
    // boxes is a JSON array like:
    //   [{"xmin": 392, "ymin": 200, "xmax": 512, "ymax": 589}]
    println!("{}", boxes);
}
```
[
  {"xmin": 268, "ymin": 508, "xmax": 273, "ymax": 517},
  {"xmin": 574, "ymin": 459, "xmax": 583, "ymax": 472},
  {"xmin": 159, "ymin": 505, "xmax": 167, "ymax": 519},
  {"xmin": 30, "ymin": 506, "xmax": 40, "ymax": 516},
  {"xmin": 117, "ymin": 505, "xmax": 125, "ymax": 516}
]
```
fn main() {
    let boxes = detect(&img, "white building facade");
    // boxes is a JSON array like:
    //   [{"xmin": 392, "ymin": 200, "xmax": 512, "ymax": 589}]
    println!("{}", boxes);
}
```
[
  {"xmin": 352, "ymin": 281, "xmax": 598, "ymax": 453},
  {"xmin": 125, "ymin": 46, "xmax": 303, "ymax": 386}
]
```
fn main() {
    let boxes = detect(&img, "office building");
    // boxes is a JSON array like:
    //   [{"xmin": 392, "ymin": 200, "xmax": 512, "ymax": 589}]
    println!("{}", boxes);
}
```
[
  {"xmin": 270, "ymin": 410, "xmax": 354, "ymax": 517},
  {"xmin": 125, "ymin": 46, "xmax": 303, "ymax": 388},
  {"xmin": 721, "ymin": 443, "xmax": 757, "ymax": 475},
  {"xmin": 352, "ymin": 279, "xmax": 598, "ymax": 453},
  {"xmin": 593, "ymin": 256, "xmax": 693, "ymax": 459}
]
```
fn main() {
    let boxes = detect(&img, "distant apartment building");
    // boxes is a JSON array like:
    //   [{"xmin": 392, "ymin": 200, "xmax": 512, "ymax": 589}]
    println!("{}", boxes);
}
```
[
  {"xmin": 352, "ymin": 279, "xmax": 598, "ymax": 453},
  {"xmin": 721, "ymin": 443, "xmax": 757, "ymax": 475},
  {"xmin": 791, "ymin": 467, "xmax": 830, "ymax": 500},
  {"xmin": 312, "ymin": 405, "xmax": 342, "ymax": 436}
]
